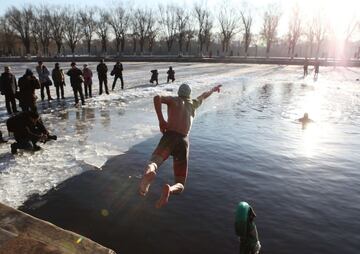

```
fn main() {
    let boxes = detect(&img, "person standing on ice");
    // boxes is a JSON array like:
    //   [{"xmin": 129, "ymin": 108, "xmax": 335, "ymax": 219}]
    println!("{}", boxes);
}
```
[
  {"xmin": 51, "ymin": 63, "xmax": 66, "ymax": 100},
  {"xmin": 314, "ymin": 61, "xmax": 320, "ymax": 79},
  {"xmin": 82, "ymin": 64, "xmax": 93, "ymax": 98},
  {"xmin": 36, "ymin": 61, "xmax": 53, "ymax": 101},
  {"xmin": 18, "ymin": 69, "xmax": 40, "ymax": 112},
  {"xmin": 111, "ymin": 61, "xmax": 124, "ymax": 90},
  {"xmin": 67, "ymin": 62, "xmax": 85, "ymax": 106},
  {"xmin": 97, "ymin": 59, "xmax": 109, "ymax": 95},
  {"xmin": 0, "ymin": 66, "xmax": 18, "ymax": 114},
  {"xmin": 139, "ymin": 83, "xmax": 222, "ymax": 208},
  {"xmin": 303, "ymin": 59, "xmax": 308, "ymax": 77},
  {"xmin": 167, "ymin": 66, "xmax": 175, "ymax": 83}
]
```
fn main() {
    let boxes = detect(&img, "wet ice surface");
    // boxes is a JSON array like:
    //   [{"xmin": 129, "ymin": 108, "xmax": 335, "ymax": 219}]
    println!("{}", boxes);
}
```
[{"xmin": 0, "ymin": 62, "xmax": 268, "ymax": 208}]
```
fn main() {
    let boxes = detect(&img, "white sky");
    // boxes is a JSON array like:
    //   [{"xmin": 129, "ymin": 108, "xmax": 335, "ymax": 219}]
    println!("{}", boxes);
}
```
[{"xmin": 1, "ymin": 0, "xmax": 359, "ymax": 40}]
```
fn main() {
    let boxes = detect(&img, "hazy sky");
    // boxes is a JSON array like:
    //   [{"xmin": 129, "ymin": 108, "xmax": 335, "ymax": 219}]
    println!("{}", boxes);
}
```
[{"xmin": 0, "ymin": 0, "xmax": 359, "ymax": 39}]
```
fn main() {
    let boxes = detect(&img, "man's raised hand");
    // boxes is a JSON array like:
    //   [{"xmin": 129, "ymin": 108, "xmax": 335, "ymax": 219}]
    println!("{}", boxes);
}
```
[{"xmin": 212, "ymin": 84, "xmax": 222, "ymax": 93}]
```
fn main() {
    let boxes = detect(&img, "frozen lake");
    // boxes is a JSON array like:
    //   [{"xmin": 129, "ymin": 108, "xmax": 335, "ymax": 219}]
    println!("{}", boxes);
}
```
[{"xmin": 1, "ymin": 62, "xmax": 360, "ymax": 253}]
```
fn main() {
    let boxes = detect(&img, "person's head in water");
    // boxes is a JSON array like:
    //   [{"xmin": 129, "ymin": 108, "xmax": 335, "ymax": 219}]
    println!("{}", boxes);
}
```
[
  {"xmin": 178, "ymin": 83, "xmax": 191, "ymax": 99},
  {"xmin": 299, "ymin": 112, "xmax": 313, "ymax": 126}
]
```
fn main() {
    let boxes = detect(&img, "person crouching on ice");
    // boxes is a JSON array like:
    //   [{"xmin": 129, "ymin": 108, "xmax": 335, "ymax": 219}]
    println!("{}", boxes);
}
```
[
  {"xmin": 7, "ymin": 111, "xmax": 57, "ymax": 154},
  {"xmin": 149, "ymin": 69, "xmax": 159, "ymax": 85},
  {"xmin": 139, "ymin": 83, "xmax": 222, "ymax": 208}
]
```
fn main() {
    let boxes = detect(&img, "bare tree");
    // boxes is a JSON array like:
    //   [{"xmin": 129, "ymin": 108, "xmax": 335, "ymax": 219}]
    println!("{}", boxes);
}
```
[
  {"xmin": 95, "ymin": 9, "xmax": 110, "ymax": 54},
  {"xmin": 133, "ymin": 8, "xmax": 147, "ymax": 54},
  {"xmin": 0, "ymin": 17, "xmax": 16, "ymax": 55},
  {"xmin": 261, "ymin": 4, "xmax": 281, "ymax": 57},
  {"xmin": 175, "ymin": 6, "xmax": 190, "ymax": 55},
  {"xmin": 286, "ymin": 4, "xmax": 302, "ymax": 58},
  {"xmin": 79, "ymin": 8, "xmax": 97, "ymax": 55},
  {"xmin": 132, "ymin": 8, "xmax": 156, "ymax": 54},
  {"xmin": 30, "ymin": 19, "xmax": 40, "ymax": 55},
  {"xmin": 49, "ymin": 7, "xmax": 66, "ymax": 55},
  {"xmin": 146, "ymin": 11, "xmax": 158, "ymax": 54},
  {"xmin": 64, "ymin": 10, "xmax": 83, "ymax": 55},
  {"xmin": 108, "ymin": 4, "xmax": 130, "ymax": 55},
  {"xmin": 204, "ymin": 12, "xmax": 213, "ymax": 53},
  {"xmin": 194, "ymin": 4, "xmax": 207, "ymax": 55},
  {"xmin": 158, "ymin": 4, "xmax": 177, "ymax": 53},
  {"xmin": 304, "ymin": 18, "xmax": 315, "ymax": 58},
  {"xmin": 185, "ymin": 23, "xmax": 195, "ymax": 54},
  {"xmin": 32, "ymin": 6, "xmax": 52, "ymax": 56},
  {"xmin": 313, "ymin": 11, "xmax": 327, "ymax": 59},
  {"xmin": 240, "ymin": 6, "xmax": 253, "ymax": 57},
  {"xmin": 5, "ymin": 6, "xmax": 34, "ymax": 55},
  {"xmin": 130, "ymin": 9, "xmax": 140, "ymax": 54},
  {"xmin": 218, "ymin": 1, "xmax": 240, "ymax": 54},
  {"xmin": 341, "ymin": 14, "xmax": 359, "ymax": 59}
]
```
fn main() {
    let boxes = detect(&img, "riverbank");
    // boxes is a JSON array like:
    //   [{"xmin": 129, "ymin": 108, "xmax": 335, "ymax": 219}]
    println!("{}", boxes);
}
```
[
  {"xmin": 0, "ymin": 202, "xmax": 116, "ymax": 254},
  {"xmin": 1, "ymin": 55, "xmax": 360, "ymax": 67}
]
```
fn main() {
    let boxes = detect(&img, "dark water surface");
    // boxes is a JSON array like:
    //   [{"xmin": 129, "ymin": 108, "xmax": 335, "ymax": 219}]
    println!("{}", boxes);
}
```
[{"xmin": 21, "ymin": 66, "xmax": 360, "ymax": 254}]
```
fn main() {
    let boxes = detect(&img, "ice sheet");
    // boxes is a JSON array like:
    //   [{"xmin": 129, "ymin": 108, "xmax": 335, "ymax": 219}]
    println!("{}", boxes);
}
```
[{"xmin": 0, "ymin": 62, "xmax": 359, "ymax": 208}]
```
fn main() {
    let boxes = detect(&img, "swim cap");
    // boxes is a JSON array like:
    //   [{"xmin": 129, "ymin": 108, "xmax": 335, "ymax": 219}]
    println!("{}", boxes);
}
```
[
  {"xmin": 178, "ymin": 83, "xmax": 191, "ymax": 98},
  {"xmin": 235, "ymin": 201, "xmax": 252, "ymax": 237}
]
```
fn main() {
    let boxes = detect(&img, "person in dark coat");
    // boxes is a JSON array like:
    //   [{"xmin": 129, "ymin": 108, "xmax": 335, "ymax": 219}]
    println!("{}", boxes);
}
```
[
  {"xmin": 303, "ymin": 59, "xmax": 308, "ymax": 77},
  {"xmin": 51, "ymin": 63, "xmax": 66, "ymax": 100},
  {"xmin": 18, "ymin": 69, "xmax": 41, "ymax": 112},
  {"xmin": 111, "ymin": 61, "xmax": 124, "ymax": 90},
  {"xmin": 150, "ymin": 69, "xmax": 159, "ymax": 85},
  {"xmin": 67, "ymin": 62, "xmax": 85, "ymax": 106},
  {"xmin": 314, "ymin": 61, "xmax": 320, "ymax": 78},
  {"xmin": 167, "ymin": 66, "xmax": 175, "ymax": 83},
  {"xmin": 97, "ymin": 59, "xmax": 109, "ymax": 95},
  {"xmin": 7, "ymin": 111, "xmax": 57, "ymax": 154},
  {"xmin": 0, "ymin": 66, "xmax": 18, "ymax": 114},
  {"xmin": 36, "ymin": 61, "xmax": 53, "ymax": 101},
  {"xmin": 82, "ymin": 64, "xmax": 93, "ymax": 98}
]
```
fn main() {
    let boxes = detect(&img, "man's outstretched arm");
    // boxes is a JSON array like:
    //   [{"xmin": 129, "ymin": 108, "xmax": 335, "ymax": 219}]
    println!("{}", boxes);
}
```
[{"xmin": 197, "ymin": 84, "xmax": 222, "ymax": 101}]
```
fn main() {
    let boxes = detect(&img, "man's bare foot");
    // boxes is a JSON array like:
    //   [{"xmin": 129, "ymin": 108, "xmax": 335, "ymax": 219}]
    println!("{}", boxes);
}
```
[
  {"xmin": 139, "ymin": 170, "xmax": 156, "ymax": 196},
  {"xmin": 156, "ymin": 184, "xmax": 171, "ymax": 208}
]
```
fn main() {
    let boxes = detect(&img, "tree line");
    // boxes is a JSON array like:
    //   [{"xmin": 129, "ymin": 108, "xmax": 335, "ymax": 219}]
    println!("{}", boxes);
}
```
[{"xmin": 0, "ymin": 2, "xmax": 359, "ymax": 59}]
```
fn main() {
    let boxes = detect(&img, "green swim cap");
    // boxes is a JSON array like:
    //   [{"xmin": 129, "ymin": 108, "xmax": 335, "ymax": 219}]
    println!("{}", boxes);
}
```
[
  {"xmin": 178, "ymin": 83, "xmax": 191, "ymax": 98},
  {"xmin": 235, "ymin": 201, "xmax": 251, "ymax": 237}
]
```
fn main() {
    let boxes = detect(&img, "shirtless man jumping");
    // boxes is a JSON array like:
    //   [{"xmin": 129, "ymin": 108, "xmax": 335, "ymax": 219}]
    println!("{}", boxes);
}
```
[{"xmin": 139, "ymin": 83, "xmax": 222, "ymax": 208}]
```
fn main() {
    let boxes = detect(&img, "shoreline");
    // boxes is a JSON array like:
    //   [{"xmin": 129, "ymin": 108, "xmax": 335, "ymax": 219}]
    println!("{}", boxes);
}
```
[
  {"xmin": 0, "ymin": 202, "xmax": 117, "ymax": 254},
  {"xmin": 0, "ymin": 56, "xmax": 359, "ymax": 67}
]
